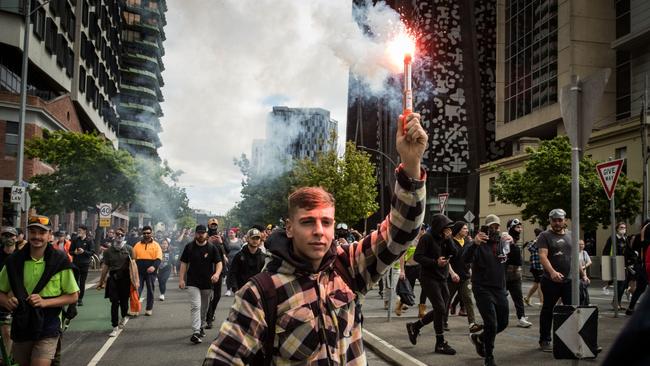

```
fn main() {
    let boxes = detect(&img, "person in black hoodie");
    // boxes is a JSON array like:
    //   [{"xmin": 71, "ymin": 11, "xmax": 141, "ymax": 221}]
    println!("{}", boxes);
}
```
[
  {"xmin": 229, "ymin": 228, "xmax": 266, "ymax": 290},
  {"xmin": 465, "ymin": 214, "xmax": 511, "ymax": 366},
  {"xmin": 69, "ymin": 225, "xmax": 95, "ymax": 306},
  {"xmin": 406, "ymin": 214, "xmax": 457, "ymax": 355},
  {"xmin": 505, "ymin": 219, "xmax": 532, "ymax": 328}
]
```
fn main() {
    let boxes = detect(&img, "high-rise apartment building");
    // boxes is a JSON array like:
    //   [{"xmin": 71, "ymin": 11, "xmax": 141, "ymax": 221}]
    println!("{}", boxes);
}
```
[
  {"xmin": 251, "ymin": 106, "xmax": 338, "ymax": 177},
  {"xmin": 117, "ymin": 0, "xmax": 166, "ymax": 159}
]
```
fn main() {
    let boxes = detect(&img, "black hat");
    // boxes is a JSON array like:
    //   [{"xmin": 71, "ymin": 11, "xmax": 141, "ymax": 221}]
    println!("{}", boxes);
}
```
[
  {"xmin": 195, "ymin": 225, "xmax": 207, "ymax": 233},
  {"xmin": 451, "ymin": 221, "xmax": 466, "ymax": 237}
]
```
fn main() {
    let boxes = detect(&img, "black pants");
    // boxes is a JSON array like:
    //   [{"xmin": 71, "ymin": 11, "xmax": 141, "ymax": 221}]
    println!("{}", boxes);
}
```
[
  {"xmin": 108, "ymin": 275, "xmax": 130, "ymax": 327},
  {"xmin": 157, "ymin": 265, "xmax": 172, "ymax": 295},
  {"xmin": 629, "ymin": 271, "xmax": 648, "ymax": 310},
  {"xmin": 506, "ymin": 277, "xmax": 525, "ymax": 319},
  {"xmin": 77, "ymin": 266, "xmax": 89, "ymax": 301},
  {"xmin": 404, "ymin": 265, "xmax": 426, "ymax": 304},
  {"xmin": 206, "ymin": 275, "xmax": 224, "ymax": 322},
  {"xmin": 473, "ymin": 284, "xmax": 509, "ymax": 358},
  {"xmin": 418, "ymin": 278, "xmax": 448, "ymax": 335},
  {"xmin": 539, "ymin": 277, "xmax": 572, "ymax": 343},
  {"xmin": 579, "ymin": 281, "xmax": 590, "ymax": 306},
  {"xmin": 138, "ymin": 269, "xmax": 156, "ymax": 311}
]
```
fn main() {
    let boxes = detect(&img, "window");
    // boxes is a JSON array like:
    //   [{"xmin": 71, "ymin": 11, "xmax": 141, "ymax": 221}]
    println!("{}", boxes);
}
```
[
  {"xmin": 616, "ymin": 51, "xmax": 631, "ymax": 120},
  {"xmin": 79, "ymin": 66, "xmax": 86, "ymax": 93},
  {"xmin": 615, "ymin": 147, "xmax": 628, "ymax": 175},
  {"xmin": 127, "ymin": 0, "xmax": 142, "ymax": 6},
  {"xmin": 32, "ymin": 8, "xmax": 46, "ymax": 40},
  {"xmin": 4, "ymin": 122, "xmax": 18, "ymax": 157},
  {"xmin": 616, "ymin": 0, "xmax": 630, "ymax": 38},
  {"xmin": 489, "ymin": 177, "xmax": 496, "ymax": 203},
  {"xmin": 82, "ymin": 0, "xmax": 89, "ymax": 27},
  {"xmin": 56, "ymin": 34, "xmax": 66, "ymax": 68},
  {"xmin": 123, "ymin": 12, "xmax": 140, "ymax": 25},
  {"xmin": 66, "ymin": 47, "xmax": 74, "ymax": 77},
  {"xmin": 66, "ymin": 7, "xmax": 75, "ymax": 41},
  {"xmin": 505, "ymin": 0, "xmax": 558, "ymax": 122},
  {"xmin": 80, "ymin": 32, "xmax": 88, "ymax": 60},
  {"xmin": 45, "ymin": 18, "xmax": 57, "ymax": 54}
]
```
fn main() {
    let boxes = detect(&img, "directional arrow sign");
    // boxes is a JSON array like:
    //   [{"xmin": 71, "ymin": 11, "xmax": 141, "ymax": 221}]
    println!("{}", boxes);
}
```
[
  {"xmin": 554, "ymin": 306, "xmax": 598, "ymax": 359},
  {"xmin": 596, "ymin": 159, "xmax": 625, "ymax": 201},
  {"xmin": 438, "ymin": 193, "xmax": 449, "ymax": 214}
]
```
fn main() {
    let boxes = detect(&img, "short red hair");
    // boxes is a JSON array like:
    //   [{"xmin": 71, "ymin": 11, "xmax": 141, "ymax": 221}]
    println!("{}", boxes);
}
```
[{"xmin": 288, "ymin": 187, "xmax": 335, "ymax": 218}]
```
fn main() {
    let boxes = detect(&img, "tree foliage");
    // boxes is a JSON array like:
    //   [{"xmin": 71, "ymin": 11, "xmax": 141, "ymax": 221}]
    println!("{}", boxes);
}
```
[
  {"xmin": 293, "ymin": 141, "xmax": 379, "ymax": 225},
  {"xmin": 490, "ymin": 136, "xmax": 641, "ymax": 231},
  {"xmin": 25, "ymin": 131, "xmax": 137, "ymax": 215}
]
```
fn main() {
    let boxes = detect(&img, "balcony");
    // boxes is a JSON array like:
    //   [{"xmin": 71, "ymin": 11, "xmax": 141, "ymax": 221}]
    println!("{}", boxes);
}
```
[
  {"xmin": 120, "ymin": 83, "xmax": 158, "ymax": 99},
  {"xmin": 120, "ymin": 118, "xmax": 161, "ymax": 132}
]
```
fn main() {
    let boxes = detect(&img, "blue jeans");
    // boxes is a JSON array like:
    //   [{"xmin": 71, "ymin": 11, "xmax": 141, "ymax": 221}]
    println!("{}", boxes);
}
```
[
  {"xmin": 157, "ymin": 265, "xmax": 172, "ymax": 295},
  {"xmin": 138, "ymin": 268, "xmax": 156, "ymax": 311}
]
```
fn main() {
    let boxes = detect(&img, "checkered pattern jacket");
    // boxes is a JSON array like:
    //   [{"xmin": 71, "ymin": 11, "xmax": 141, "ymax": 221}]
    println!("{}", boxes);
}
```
[
  {"xmin": 527, "ymin": 240, "xmax": 543, "ymax": 271},
  {"xmin": 203, "ymin": 167, "xmax": 425, "ymax": 366}
]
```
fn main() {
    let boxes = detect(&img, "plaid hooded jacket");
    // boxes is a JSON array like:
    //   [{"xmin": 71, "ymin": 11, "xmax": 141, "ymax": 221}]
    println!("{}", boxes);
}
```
[{"xmin": 203, "ymin": 167, "xmax": 425, "ymax": 366}]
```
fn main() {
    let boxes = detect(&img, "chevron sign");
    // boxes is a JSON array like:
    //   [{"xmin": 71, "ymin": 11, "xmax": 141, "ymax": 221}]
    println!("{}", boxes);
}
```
[{"xmin": 553, "ymin": 305, "xmax": 599, "ymax": 359}]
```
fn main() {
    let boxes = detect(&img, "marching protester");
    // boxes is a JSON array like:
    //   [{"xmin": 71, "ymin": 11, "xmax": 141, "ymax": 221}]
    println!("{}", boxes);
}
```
[
  {"xmin": 0, "ymin": 227, "xmax": 17, "ymax": 353},
  {"xmin": 397, "ymin": 225, "xmax": 428, "ymax": 318},
  {"xmin": 203, "ymin": 112, "xmax": 427, "ymax": 365},
  {"xmin": 602, "ymin": 222, "xmax": 629, "ymax": 309},
  {"xmin": 206, "ymin": 218, "xmax": 226, "ymax": 330},
  {"xmin": 52, "ymin": 231, "xmax": 72, "ymax": 263},
  {"xmin": 228, "ymin": 228, "xmax": 266, "ymax": 291},
  {"xmin": 157, "ymin": 238, "xmax": 175, "ymax": 301},
  {"xmin": 406, "ymin": 214, "xmax": 458, "ymax": 355},
  {"xmin": 626, "ymin": 220, "xmax": 649, "ymax": 315},
  {"xmin": 133, "ymin": 226, "xmax": 162, "ymax": 316},
  {"xmin": 223, "ymin": 229, "xmax": 244, "ymax": 296},
  {"xmin": 465, "ymin": 214, "xmax": 511, "ymax": 366},
  {"xmin": 447, "ymin": 221, "xmax": 483, "ymax": 333},
  {"xmin": 97, "ymin": 227, "xmax": 137, "ymax": 337},
  {"xmin": 578, "ymin": 239, "xmax": 592, "ymax": 306},
  {"xmin": 537, "ymin": 209, "xmax": 572, "ymax": 352},
  {"xmin": 504, "ymin": 219, "xmax": 532, "ymax": 328},
  {"xmin": 0, "ymin": 215, "xmax": 79, "ymax": 366},
  {"xmin": 69, "ymin": 225, "xmax": 95, "ymax": 306},
  {"xmin": 179, "ymin": 225, "xmax": 223, "ymax": 344},
  {"xmin": 524, "ymin": 228, "xmax": 544, "ymax": 306}
]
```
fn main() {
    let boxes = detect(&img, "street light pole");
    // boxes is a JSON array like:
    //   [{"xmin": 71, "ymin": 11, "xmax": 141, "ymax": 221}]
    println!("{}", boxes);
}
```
[{"xmin": 14, "ymin": 0, "xmax": 32, "ymax": 228}]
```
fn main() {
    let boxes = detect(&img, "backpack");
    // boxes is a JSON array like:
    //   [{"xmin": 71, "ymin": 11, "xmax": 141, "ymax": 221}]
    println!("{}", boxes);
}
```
[{"xmin": 247, "ymin": 257, "xmax": 356, "ymax": 366}]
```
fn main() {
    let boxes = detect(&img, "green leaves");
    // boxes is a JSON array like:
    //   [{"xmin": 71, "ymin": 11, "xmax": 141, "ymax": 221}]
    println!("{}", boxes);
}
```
[{"xmin": 490, "ymin": 136, "xmax": 641, "ymax": 231}]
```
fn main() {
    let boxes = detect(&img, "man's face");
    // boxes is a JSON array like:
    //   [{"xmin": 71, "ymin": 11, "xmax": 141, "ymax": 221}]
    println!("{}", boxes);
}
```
[
  {"xmin": 195, "ymin": 231, "xmax": 207, "ymax": 242},
  {"xmin": 579, "ymin": 240, "xmax": 585, "ymax": 250},
  {"xmin": 107, "ymin": 230, "xmax": 115, "ymax": 238},
  {"xmin": 550, "ymin": 218, "xmax": 565, "ymax": 232},
  {"xmin": 248, "ymin": 236, "xmax": 261, "ymax": 248},
  {"xmin": 228, "ymin": 230, "xmax": 235, "ymax": 239},
  {"xmin": 28, "ymin": 227, "xmax": 50, "ymax": 248},
  {"xmin": 459, "ymin": 225, "xmax": 469, "ymax": 238},
  {"xmin": 488, "ymin": 223, "xmax": 500, "ymax": 234},
  {"xmin": 56, "ymin": 234, "xmax": 66, "ymax": 242},
  {"xmin": 513, "ymin": 224, "xmax": 523, "ymax": 233},
  {"xmin": 78, "ymin": 228, "xmax": 87, "ymax": 237},
  {"xmin": 141, "ymin": 229, "xmax": 153, "ymax": 242},
  {"xmin": 442, "ymin": 227, "xmax": 452, "ymax": 238},
  {"xmin": 286, "ymin": 205, "xmax": 335, "ymax": 269}
]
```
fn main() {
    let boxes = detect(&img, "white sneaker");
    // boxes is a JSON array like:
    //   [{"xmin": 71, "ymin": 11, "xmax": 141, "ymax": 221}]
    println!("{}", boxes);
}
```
[
  {"xmin": 225, "ymin": 290, "xmax": 233, "ymax": 297},
  {"xmin": 145, "ymin": 310, "xmax": 153, "ymax": 316},
  {"xmin": 119, "ymin": 316, "xmax": 129, "ymax": 328},
  {"xmin": 518, "ymin": 316, "xmax": 532, "ymax": 328},
  {"xmin": 109, "ymin": 327, "xmax": 119, "ymax": 337},
  {"xmin": 159, "ymin": 294, "xmax": 165, "ymax": 301},
  {"xmin": 602, "ymin": 286, "xmax": 611, "ymax": 295}
]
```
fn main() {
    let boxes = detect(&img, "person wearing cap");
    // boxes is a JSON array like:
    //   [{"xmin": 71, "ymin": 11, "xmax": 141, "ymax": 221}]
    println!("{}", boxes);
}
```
[
  {"xmin": 537, "ymin": 208, "xmax": 573, "ymax": 352},
  {"xmin": 406, "ymin": 213, "xmax": 459, "ymax": 355},
  {"xmin": 179, "ymin": 224, "xmax": 223, "ymax": 344},
  {"xmin": 0, "ymin": 215, "xmax": 79, "ymax": 366},
  {"xmin": 132, "ymin": 225, "xmax": 163, "ymax": 316},
  {"xmin": 69, "ymin": 225, "xmax": 95, "ymax": 306},
  {"xmin": 504, "ymin": 219, "xmax": 532, "ymax": 328},
  {"xmin": 206, "ymin": 218, "xmax": 226, "ymax": 329},
  {"xmin": 465, "ymin": 214, "xmax": 512, "ymax": 366},
  {"xmin": 223, "ymin": 229, "xmax": 244, "ymax": 297},
  {"xmin": 228, "ymin": 228, "xmax": 266, "ymax": 292},
  {"xmin": 446, "ymin": 221, "xmax": 483, "ymax": 333}
]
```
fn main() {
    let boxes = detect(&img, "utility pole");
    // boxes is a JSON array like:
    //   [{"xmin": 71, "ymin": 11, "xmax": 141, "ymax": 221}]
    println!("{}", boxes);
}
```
[{"xmin": 642, "ymin": 74, "xmax": 649, "ymax": 222}]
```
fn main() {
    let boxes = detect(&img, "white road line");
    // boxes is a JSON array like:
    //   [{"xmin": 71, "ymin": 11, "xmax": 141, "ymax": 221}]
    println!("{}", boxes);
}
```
[{"xmin": 86, "ymin": 329, "xmax": 122, "ymax": 366}]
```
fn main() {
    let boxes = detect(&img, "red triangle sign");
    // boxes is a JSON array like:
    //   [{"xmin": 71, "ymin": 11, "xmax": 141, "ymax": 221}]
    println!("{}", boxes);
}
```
[
  {"xmin": 438, "ymin": 193, "xmax": 449, "ymax": 213},
  {"xmin": 596, "ymin": 159, "xmax": 625, "ymax": 201}
]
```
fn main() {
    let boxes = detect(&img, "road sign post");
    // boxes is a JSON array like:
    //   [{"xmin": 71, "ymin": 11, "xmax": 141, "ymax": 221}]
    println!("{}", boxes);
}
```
[
  {"xmin": 596, "ymin": 158, "xmax": 625, "ymax": 318},
  {"xmin": 10, "ymin": 186, "xmax": 25, "ymax": 204},
  {"xmin": 438, "ymin": 193, "xmax": 449, "ymax": 215},
  {"xmin": 98, "ymin": 203, "xmax": 112, "ymax": 228}
]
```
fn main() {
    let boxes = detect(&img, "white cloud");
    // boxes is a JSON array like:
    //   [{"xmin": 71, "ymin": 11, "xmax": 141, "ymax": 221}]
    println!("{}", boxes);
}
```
[{"xmin": 158, "ymin": 0, "xmax": 405, "ymax": 215}]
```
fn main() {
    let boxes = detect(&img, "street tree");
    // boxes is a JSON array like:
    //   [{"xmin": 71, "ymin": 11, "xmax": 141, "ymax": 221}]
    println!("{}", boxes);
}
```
[
  {"xmin": 25, "ymin": 130, "xmax": 137, "ymax": 216},
  {"xmin": 293, "ymin": 141, "xmax": 379, "ymax": 225},
  {"xmin": 490, "ymin": 136, "xmax": 641, "ymax": 231}
]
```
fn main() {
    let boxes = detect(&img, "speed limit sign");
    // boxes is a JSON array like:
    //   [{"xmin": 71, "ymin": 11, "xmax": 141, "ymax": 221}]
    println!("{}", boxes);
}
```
[{"xmin": 99, "ymin": 203, "xmax": 112, "ymax": 219}]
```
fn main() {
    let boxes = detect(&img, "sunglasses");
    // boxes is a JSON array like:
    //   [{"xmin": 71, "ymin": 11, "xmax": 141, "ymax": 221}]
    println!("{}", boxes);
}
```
[
  {"xmin": 28, "ymin": 216, "xmax": 50, "ymax": 226},
  {"xmin": 142, "ymin": 232, "xmax": 152, "ymax": 235}
]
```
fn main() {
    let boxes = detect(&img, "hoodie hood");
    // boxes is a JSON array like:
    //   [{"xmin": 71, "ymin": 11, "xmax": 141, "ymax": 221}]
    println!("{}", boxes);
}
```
[
  {"xmin": 264, "ymin": 230, "xmax": 337, "ymax": 275},
  {"xmin": 430, "ymin": 214, "xmax": 454, "ymax": 237}
]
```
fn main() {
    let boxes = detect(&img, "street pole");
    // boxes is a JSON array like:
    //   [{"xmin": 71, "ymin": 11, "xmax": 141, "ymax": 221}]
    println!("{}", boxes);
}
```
[
  {"xmin": 569, "ymin": 75, "xmax": 581, "ymax": 307},
  {"xmin": 610, "ymin": 181, "xmax": 619, "ymax": 318},
  {"xmin": 14, "ymin": 0, "xmax": 32, "ymax": 228},
  {"xmin": 643, "ymin": 74, "xmax": 649, "ymax": 222}
]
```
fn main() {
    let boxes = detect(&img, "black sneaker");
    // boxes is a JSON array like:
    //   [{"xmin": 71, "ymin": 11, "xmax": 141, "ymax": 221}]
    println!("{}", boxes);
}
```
[
  {"xmin": 625, "ymin": 308, "xmax": 634, "ymax": 316},
  {"xmin": 190, "ymin": 333, "xmax": 202, "ymax": 344},
  {"xmin": 435, "ymin": 341, "xmax": 456, "ymax": 355},
  {"xmin": 205, "ymin": 322, "xmax": 213, "ymax": 330},
  {"xmin": 199, "ymin": 328, "xmax": 206, "ymax": 338},
  {"xmin": 484, "ymin": 356, "xmax": 496, "ymax": 366},
  {"xmin": 77, "ymin": 300, "xmax": 84, "ymax": 306},
  {"xmin": 406, "ymin": 322, "xmax": 419, "ymax": 345},
  {"xmin": 539, "ymin": 341, "xmax": 552, "ymax": 352},
  {"xmin": 470, "ymin": 333, "xmax": 485, "ymax": 358}
]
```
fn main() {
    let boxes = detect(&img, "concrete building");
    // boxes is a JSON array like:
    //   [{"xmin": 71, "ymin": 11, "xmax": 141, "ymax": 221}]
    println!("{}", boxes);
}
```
[
  {"xmin": 116, "ymin": 0, "xmax": 166, "ymax": 159},
  {"xmin": 251, "ymin": 106, "xmax": 338, "ymax": 177},
  {"xmin": 480, "ymin": 0, "xmax": 648, "ymax": 263},
  {"xmin": 347, "ymin": 0, "xmax": 505, "ymax": 228}
]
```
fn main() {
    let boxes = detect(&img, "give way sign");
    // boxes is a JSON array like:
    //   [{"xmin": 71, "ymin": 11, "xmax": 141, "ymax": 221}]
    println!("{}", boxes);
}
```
[{"xmin": 596, "ymin": 159, "xmax": 624, "ymax": 201}]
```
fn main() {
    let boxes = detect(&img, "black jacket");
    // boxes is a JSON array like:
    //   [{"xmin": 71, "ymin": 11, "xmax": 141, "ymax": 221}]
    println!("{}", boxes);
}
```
[
  {"xmin": 70, "ymin": 236, "xmax": 95, "ymax": 268},
  {"xmin": 463, "ymin": 235, "xmax": 506, "ymax": 289},
  {"xmin": 229, "ymin": 245, "xmax": 266, "ymax": 290},
  {"xmin": 449, "ymin": 237, "xmax": 471, "ymax": 280},
  {"xmin": 415, "ymin": 214, "xmax": 457, "ymax": 281}
]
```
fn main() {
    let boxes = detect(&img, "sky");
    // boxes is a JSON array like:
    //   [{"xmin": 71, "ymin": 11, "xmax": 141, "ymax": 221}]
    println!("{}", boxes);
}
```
[{"xmin": 158, "ymin": 0, "xmax": 407, "ymax": 215}]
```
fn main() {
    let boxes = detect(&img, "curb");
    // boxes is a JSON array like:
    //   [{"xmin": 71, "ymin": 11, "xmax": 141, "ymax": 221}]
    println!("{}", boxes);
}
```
[{"xmin": 363, "ymin": 329, "xmax": 428, "ymax": 366}]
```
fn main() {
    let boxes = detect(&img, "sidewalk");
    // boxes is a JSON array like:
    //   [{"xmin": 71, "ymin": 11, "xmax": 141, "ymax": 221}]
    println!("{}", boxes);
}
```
[{"xmin": 361, "ymin": 279, "xmax": 633, "ymax": 366}]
